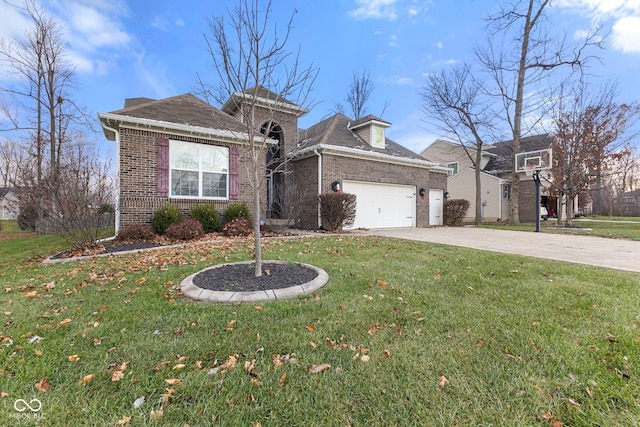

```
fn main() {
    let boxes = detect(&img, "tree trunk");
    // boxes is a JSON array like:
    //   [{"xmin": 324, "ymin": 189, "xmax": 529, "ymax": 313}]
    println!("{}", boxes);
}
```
[{"xmin": 252, "ymin": 146, "xmax": 262, "ymax": 278}]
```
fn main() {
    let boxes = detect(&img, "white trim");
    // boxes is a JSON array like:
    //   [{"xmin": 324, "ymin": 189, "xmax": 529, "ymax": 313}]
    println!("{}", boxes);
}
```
[{"xmin": 290, "ymin": 144, "xmax": 451, "ymax": 172}]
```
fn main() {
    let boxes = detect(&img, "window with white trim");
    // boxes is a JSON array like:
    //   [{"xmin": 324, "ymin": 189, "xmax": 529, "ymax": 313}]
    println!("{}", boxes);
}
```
[
  {"xmin": 170, "ymin": 140, "xmax": 229, "ymax": 199},
  {"xmin": 447, "ymin": 162, "xmax": 458, "ymax": 176}
]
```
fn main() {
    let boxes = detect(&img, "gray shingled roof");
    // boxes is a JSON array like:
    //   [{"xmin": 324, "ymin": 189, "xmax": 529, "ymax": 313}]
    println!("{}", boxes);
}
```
[
  {"xmin": 483, "ymin": 134, "xmax": 553, "ymax": 173},
  {"xmin": 297, "ymin": 113, "xmax": 425, "ymax": 160},
  {"xmin": 109, "ymin": 93, "xmax": 247, "ymax": 133}
]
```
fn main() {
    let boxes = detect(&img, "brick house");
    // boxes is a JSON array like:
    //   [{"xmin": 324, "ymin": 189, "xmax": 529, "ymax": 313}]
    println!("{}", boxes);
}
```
[{"xmin": 99, "ymin": 89, "xmax": 449, "ymax": 232}]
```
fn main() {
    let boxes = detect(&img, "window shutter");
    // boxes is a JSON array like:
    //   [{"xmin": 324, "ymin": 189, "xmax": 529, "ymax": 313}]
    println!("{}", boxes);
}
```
[
  {"xmin": 229, "ymin": 146, "xmax": 239, "ymax": 200},
  {"xmin": 157, "ymin": 137, "xmax": 169, "ymax": 197}
]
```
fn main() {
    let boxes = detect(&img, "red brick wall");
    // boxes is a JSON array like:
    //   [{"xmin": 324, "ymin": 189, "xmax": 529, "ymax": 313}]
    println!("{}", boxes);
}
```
[
  {"xmin": 118, "ymin": 127, "xmax": 266, "ymax": 228},
  {"xmin": 291, "ymin": 152, "xmax": 448, "ymax": 228}
]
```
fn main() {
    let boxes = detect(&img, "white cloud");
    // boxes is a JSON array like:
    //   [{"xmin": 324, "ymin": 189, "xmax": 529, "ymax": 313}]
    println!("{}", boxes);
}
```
[
  {"xmin": 349, "ymin": 0, "xmax": 398, "ymax": 20},
  {"xmin": 135, "ymin": 50, "xmax": 176, "ymax": 99},
  {"xmin": 150, "ymin": 16, "xmax": 171, "ymax": 31},
  {"xmin": 612, "ymin": 16, "xmax": 640, "ymax": 52},
  {"xmin": 556, "ymin": 0, "xmax": 640, "ymax": 53},
  {"xmin": 65, "ymin": 2, "xmax": 131, "ymax": 50}
]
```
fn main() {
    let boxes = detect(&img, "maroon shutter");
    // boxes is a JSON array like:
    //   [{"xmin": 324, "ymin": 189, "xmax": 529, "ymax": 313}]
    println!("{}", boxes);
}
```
[
  {"xmin": 157, "ymin": 137, "xmax": 169, "ymax": 197},
  {"xmin": 229, "ymin": 146, "xmax": 239, "ymax": 200}
]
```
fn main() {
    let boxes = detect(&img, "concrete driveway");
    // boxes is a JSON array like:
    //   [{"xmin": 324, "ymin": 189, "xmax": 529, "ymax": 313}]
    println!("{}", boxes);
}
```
[{"xmin": 360, "ymin": 227, "xmax": 640, "ymax": 274}]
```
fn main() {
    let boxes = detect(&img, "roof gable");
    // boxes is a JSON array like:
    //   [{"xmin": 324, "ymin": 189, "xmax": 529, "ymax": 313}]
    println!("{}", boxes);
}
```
[{"xmin": 298, "ymin": 113, "xmax": 424, "ymax": 160}]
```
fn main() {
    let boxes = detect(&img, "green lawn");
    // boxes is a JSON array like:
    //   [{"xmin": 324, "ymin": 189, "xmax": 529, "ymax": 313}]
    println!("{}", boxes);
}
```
[
  {"xmin": 476, "ymin": 216, "xmax": 640, "ymax": 240},
  {"xmin": 1, "ymin": 233, "xmax": 639, "ymax": 426}
]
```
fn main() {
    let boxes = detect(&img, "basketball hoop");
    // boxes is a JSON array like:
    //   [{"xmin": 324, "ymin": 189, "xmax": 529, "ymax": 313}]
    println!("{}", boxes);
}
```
[{"xmin": 523, "ymin": 164, "xmax": 536, "ymax": 176}]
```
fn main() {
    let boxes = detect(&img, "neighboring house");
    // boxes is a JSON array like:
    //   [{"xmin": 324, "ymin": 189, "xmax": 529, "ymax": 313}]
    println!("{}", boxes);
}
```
[
  {"xmin": 98, "ymin": 90, "xmax": 449, "ymax": 232},
  {"xmin": 0, "ymin": 188, "xmax": 19, "ymax": 220},
  {"xmin": 614, "ymin": 189, "xmax": 640, "ymax": 217},
  {"xmin": 421, "ymin": 134, "xmax": 556, "ymax": 222}
]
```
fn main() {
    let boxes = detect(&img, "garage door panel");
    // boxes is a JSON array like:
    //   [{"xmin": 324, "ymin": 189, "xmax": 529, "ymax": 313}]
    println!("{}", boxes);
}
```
[{"xmin": 342, "ymin": 181, "xmax": 415, "ymax": 229}]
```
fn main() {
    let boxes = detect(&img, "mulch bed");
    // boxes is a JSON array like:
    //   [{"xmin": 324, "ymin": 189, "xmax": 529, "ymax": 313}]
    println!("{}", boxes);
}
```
[
  {"xmin": 50, "ymin": 229, "xmax": 301, "ymax": 260},
  {"xmin": 193, "ymin": 262, "xmax": 319, "ymax": 292}
]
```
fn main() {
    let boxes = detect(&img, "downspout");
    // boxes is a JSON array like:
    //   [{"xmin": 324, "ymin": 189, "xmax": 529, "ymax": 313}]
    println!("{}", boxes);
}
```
[
  {"xmin": 99, "ymin": 121, "xmax": 121, "ymax": 241},
  {"xmin": 314, "ymin": 149, "xmax": 322, "ymax": 228}
]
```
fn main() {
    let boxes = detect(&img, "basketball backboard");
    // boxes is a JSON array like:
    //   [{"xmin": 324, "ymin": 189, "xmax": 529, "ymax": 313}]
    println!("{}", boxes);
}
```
[{"xmin": 515, "ymin": 148, "xmax": 552, "ymax": 173}]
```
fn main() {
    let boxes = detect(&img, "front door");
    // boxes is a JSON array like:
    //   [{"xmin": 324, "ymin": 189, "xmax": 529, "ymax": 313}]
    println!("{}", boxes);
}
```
[{"xmin": 429, "ymin": 189, "xmax": 443, "ymax": 226}]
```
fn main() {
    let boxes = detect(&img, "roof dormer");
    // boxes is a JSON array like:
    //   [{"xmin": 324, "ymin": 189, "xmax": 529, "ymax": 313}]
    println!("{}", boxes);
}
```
[{"xmin": 349, "ymin": 115, "xmax": 391, "ymax": 149}]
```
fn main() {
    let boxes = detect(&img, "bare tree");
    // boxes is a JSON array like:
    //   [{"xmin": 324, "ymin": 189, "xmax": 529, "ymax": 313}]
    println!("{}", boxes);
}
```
[
  {"xmin": 476, "ymin": 0, "xmax": 605, "ymax": 224},
  {"xmin": 0, "ymin": 0, "xmax": 91, "ymax": 220},
  {"xmin": 422, "ymin": 64, "xmax": 497, "ymax": 225},
  {"xmin": 551, "ymin": 81, "xmax": 640, "ymax": 223},
  {"xmin": 197, "ymin": 0, "xmax": 317, "ymax": 277}
]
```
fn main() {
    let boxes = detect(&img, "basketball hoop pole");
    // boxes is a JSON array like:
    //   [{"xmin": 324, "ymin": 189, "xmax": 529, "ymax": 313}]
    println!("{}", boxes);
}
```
[{"xmin": 533, "ymin": 169, "xmax": 541, "ymax": 233}]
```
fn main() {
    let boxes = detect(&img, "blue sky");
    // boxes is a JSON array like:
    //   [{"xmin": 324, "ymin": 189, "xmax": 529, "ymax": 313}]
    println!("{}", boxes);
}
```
[{"xmin": 1, "ymin": 0, "xmax": 639, "ymax": 159}]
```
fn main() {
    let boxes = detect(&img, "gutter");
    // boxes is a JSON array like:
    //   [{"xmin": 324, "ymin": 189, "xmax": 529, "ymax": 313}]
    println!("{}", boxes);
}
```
[
  {"xmin": 98, "ymin": 112, "xmax": 277, "ymax": 146},
  {"xmin": 291, "ymin": 143, "xmax": 451, "ymax": 173},
  {"xmin": 99, "ymin": 120, "xmax": 121, "ymax": 241},
  {"xmin": 314, "ymin": 149, "xmax": 322, "ymax": 228}
]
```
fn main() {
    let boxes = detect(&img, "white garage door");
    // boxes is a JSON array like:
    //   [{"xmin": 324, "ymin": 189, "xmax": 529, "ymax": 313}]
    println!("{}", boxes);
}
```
[{"xmin": 342, "ymin": 181, "xmax": 416, "ymax": 229}]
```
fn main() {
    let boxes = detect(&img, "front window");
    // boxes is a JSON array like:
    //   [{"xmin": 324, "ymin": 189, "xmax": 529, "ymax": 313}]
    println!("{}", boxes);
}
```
[
  {"xmin": 447, "ymin": 162, "xmax": 458, "ymax": 176},
  {"xmin": 170, "ymin": 140, "xmax": 229, "ymax": 199}
]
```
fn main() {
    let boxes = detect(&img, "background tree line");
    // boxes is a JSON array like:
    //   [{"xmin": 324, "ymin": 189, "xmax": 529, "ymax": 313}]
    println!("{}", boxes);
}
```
[{"xmin": 0, "ymin": 0, "xmax": 113, "ymax": 245}]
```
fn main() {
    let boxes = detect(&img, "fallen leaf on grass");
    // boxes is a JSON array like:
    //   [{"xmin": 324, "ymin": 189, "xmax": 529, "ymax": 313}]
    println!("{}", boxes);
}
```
[
  {"xmin": 360, "ymin": 355, "xmax": 370, "ymax": 362},
  {"xmin": 172, "ymin": 364, "xmax": 186, "ymax": 371},
  {"xmin": 57, "ymin": 318, "xmax": 72, "ymax": 328},
  {"xmin": 551, "ymin": 420, "xmax": 564, "ymax": 427},
  {"xmin": 541, "ymin": 411, "xmax": 554, "ymax": 420},
  {"xmin": 438, "ymin": 375, "xmax": 449, "ymax": 388},
  {"xmin": 24, "ymin": 291, "xmax": 38, "ymax": 298},
  {"xmin": 78, "ymin": 374, "xmax": 95, "ymax": 386},
  {"xmin": 305, "ymin": 325, "xmax": 316, "ymax": 332},
  {"xmin": 150, "ymin": 409, "xmax": 163, "ymax": 420},
  {"xmin": 566, "ymin": 398, "xmax": 581, "ymax": 407},
  {"xmin": 112, "ymin": 370, "xmax": 125, "ymax": 382},
  {"xmin": 117, "ymin": 415, "xmax": 131, "ymax": 425},
  {"xmin": 165, "ymin": 378, "xmax": 181, "ymax": 385},
  {"xmin": 34, "ymin": 349, "xmax": 43, "ymax": 356},
  {"xmin": 278, "ymin": 373, "xmax": 286, "ymax": 386},
  {"xmin": 34, "ymin": 378, "xmax": 50, "ymax": 392},
  {"xmin": 309, "ymin": 363, "xmax": 331, "ymax": 374}
]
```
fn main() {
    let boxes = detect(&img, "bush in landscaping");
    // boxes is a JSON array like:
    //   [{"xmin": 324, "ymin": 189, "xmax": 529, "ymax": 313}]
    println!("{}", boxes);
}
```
[
  {"xmin": 165, "ymin": 218, "xmax": 205, "ymax": 241},
  {"xmin": 224, "ymin": 202, "xmax": 251, "ymax": 224},
  {"xmin": 152, "ymin": 204, "xmax": 182, "ymax": 235},
  {"xmin": 114, "ymin": 224, "xmax": 156, "ymax": 242},
  {"xmin": 17, "ymin": 204, "xmax": 39, "ymax": 231},
  {"xmin": 319, "ymin": 192, "xmax": 356, "ymax": 232},
  {"xmin": 222, "ymin": 217, "xmax": 252, "ymax": 236},
  {"xmin": 190, "ymin": 204, "xmax": 222, "ymax": 233},
  {"xmin": 444, "ymin": 199, "xmax": 470, "ymax": 226}
]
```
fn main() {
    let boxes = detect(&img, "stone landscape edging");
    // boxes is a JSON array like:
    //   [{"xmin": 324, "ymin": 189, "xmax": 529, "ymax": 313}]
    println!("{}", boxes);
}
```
[{"xmin": 179, "ymin": 260, "xmax": 329, "ymax": 303}]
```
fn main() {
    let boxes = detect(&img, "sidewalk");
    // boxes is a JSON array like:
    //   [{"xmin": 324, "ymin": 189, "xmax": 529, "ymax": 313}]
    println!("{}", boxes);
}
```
[{"xmin": 361, "ymin": 227, "xmax": 640, "ymax": 274}]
